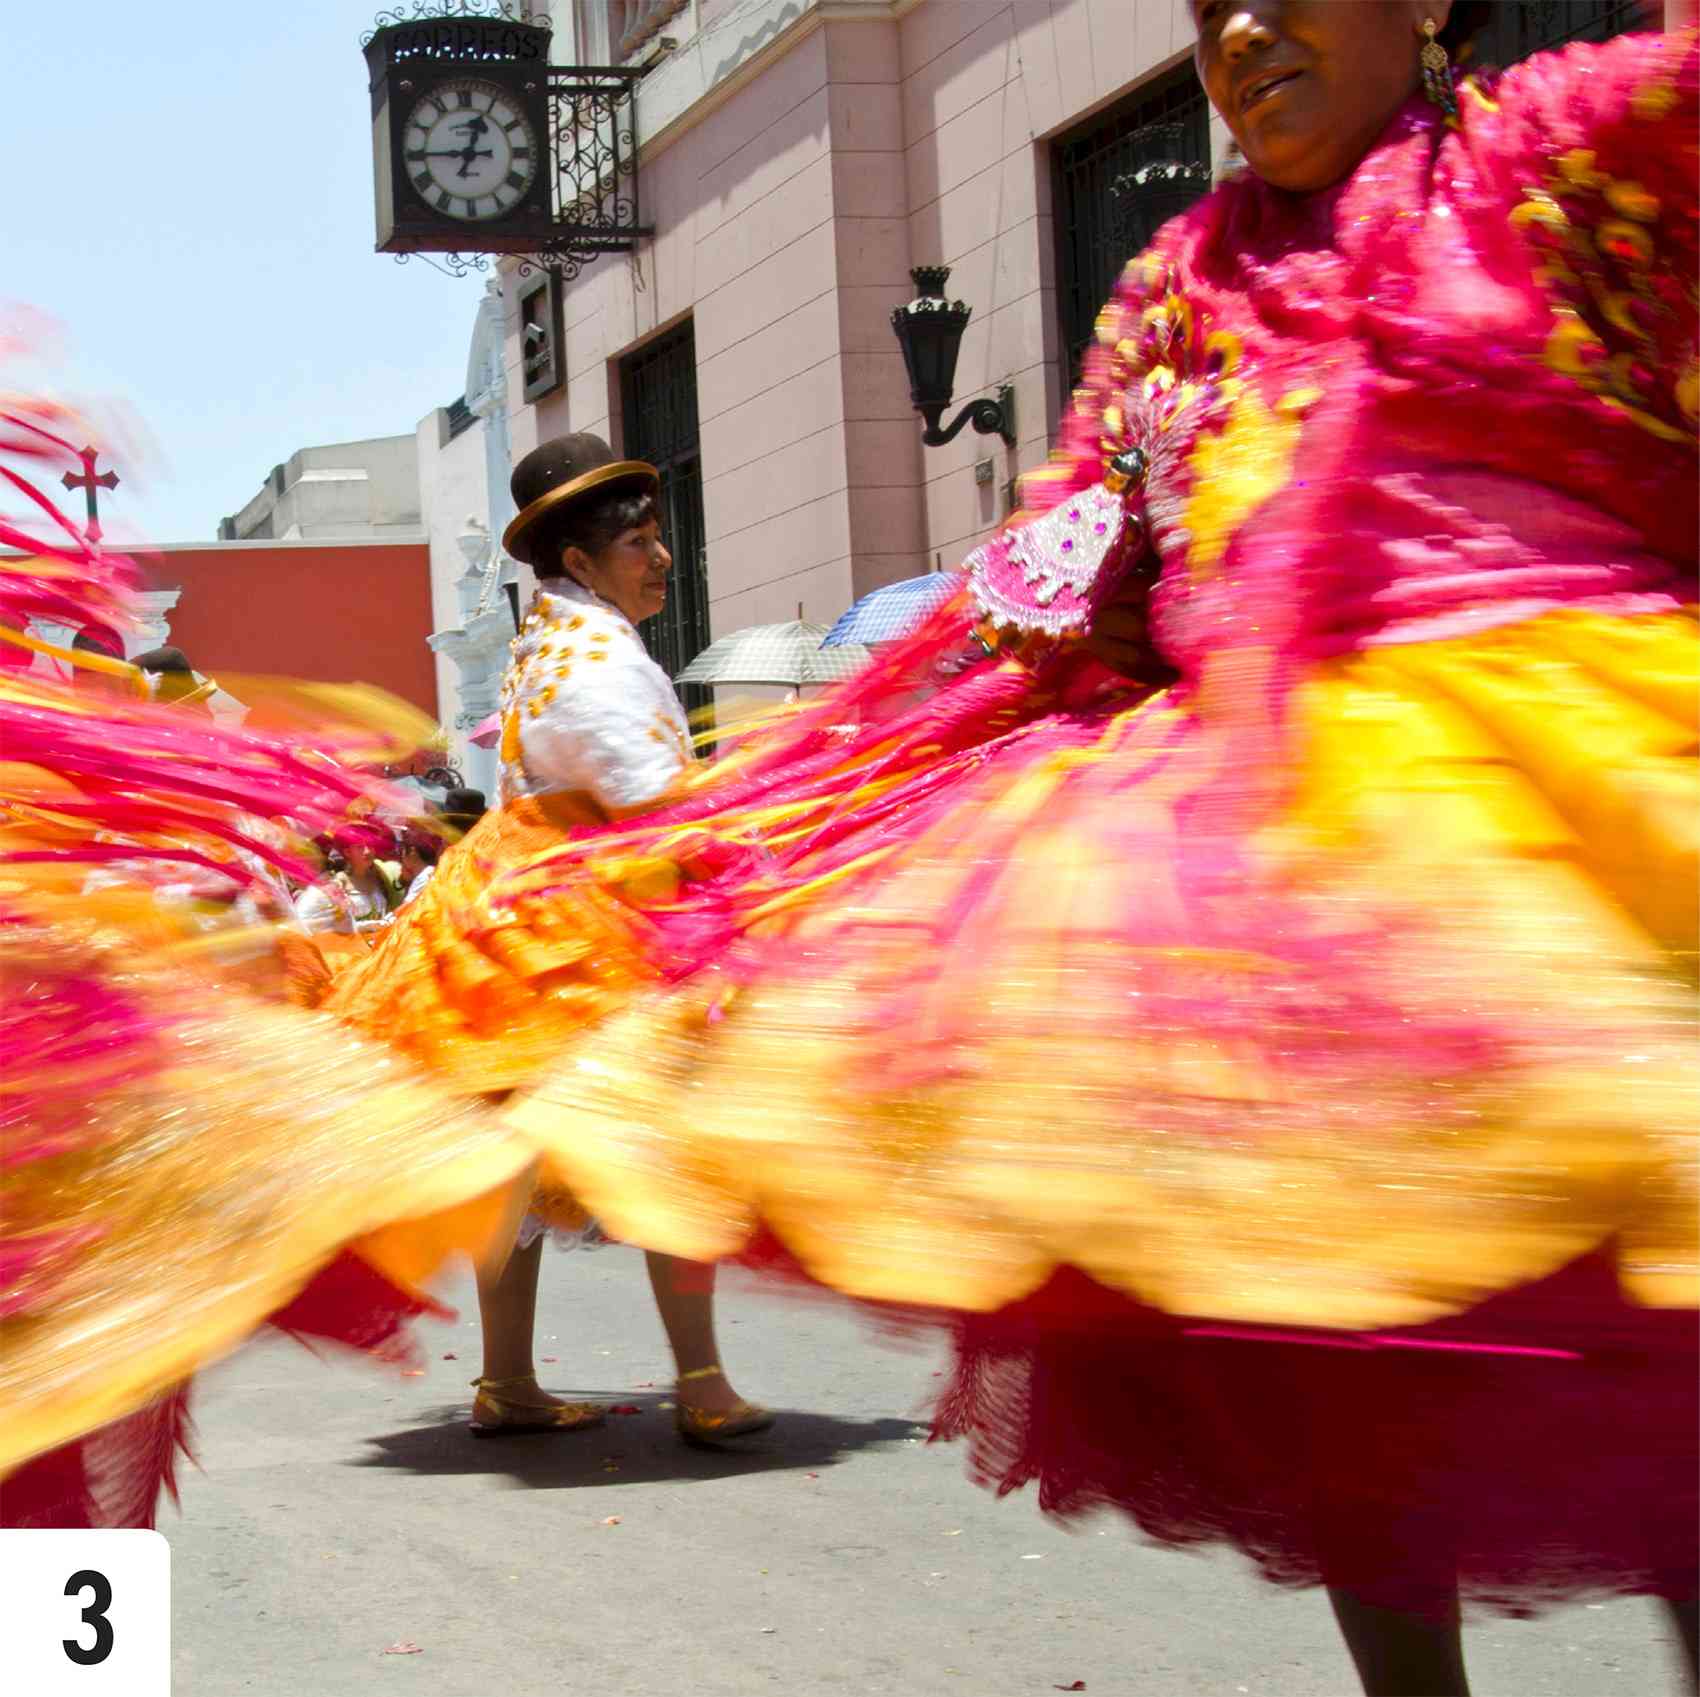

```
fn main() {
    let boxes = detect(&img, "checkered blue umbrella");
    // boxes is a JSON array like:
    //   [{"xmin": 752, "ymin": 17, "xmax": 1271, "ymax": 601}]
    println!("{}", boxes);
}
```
[
  {"xmin": 821, "ymin": 572, "xmax": 963, "ymax": 647},
  {"xmin": 674, "ymin": 620, "xmax": 871, "ymax": 689}
]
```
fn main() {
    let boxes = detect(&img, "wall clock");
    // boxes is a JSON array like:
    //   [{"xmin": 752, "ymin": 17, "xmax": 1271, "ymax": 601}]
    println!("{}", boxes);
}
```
[
  {"xmin": 403, "ymin": 77, "xmax": 539, "ymax": 222},
  {"xmin": 365, "ymin": 18, "xmax": 552, "ymax": 253}
]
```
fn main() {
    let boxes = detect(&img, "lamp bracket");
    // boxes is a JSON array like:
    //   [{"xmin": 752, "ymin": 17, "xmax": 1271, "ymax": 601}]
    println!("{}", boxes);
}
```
[{"xmin": 920, "ymin": 384, "xmax": 1016, "ymax": 449}]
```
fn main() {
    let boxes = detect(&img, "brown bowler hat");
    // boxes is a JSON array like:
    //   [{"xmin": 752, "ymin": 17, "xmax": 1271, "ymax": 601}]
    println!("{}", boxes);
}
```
[{"xmin": 503, "ymin": 433, "xmax": 659, "ymax": 568}]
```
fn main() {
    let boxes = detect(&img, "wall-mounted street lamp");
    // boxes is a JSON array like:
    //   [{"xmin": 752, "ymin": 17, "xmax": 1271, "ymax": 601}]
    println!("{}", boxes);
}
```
[{"xmin": 890, "ymin": 266, "xmax": 1016, "ymax": 449}]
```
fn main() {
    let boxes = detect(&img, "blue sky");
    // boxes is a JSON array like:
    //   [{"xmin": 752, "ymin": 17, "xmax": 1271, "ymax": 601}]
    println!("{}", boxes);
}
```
[{"xmin": 6, "ymin": 1, "xmax": 483, "ymax": 542}]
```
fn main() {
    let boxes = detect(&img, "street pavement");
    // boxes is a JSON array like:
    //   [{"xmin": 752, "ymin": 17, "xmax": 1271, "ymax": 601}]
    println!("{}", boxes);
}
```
[{"xmin": 171, "ymin": 1251, "xmax": 1687, "ymax": 1697}]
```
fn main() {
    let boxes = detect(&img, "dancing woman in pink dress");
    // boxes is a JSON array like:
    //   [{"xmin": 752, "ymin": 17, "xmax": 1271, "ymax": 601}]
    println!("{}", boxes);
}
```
[{"xmin": 495, "ymin": 6, "xmax": 1698, "ymax": 1691}]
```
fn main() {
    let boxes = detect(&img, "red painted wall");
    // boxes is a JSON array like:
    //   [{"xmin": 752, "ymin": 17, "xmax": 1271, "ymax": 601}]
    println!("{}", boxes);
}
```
[{"xmin": 142, "ymin": 541, "xmax": 437, "ymax": 717}]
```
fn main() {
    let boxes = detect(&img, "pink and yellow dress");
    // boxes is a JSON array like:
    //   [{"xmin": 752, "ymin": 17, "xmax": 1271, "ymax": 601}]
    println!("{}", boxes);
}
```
[
  {"xmin": 495, "ymin": 31, "xmax": 1699, "ymax": 1611},
  {"xmin": 0, "ymin": 400, "xmax": 538, "ymax": 1526}
]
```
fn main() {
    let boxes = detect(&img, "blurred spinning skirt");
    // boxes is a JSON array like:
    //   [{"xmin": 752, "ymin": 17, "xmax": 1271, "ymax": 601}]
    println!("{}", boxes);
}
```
[
  {"xmin": 318, "ymin": 792, "xmax": 680, "ymax": 1232},
  {"xmin": 502, "ymin": 607, "xmax": 1698, "ymax": 1611}
]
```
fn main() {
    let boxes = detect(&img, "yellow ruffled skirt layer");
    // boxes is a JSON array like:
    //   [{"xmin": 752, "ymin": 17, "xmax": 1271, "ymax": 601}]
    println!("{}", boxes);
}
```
[
  {"xmin": 1, "ymin": 890, "xmax": 538, "ymax": 1479},
  {"xmin": 316, "ymin": 794, "xmax": 679, "ymax": 1234},
  {"xmin": 319, "ymin": 794, "xmax": 665, "ymax": 1097},
  {"xmin": 507, "ymin": 609, "xmax": 1699, "ymax": 1330}
]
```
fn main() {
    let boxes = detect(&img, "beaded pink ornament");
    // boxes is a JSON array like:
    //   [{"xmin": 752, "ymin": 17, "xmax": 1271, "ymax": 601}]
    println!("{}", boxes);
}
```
[{"xmin": 965, "ymin": 450, "xmax": 1148, "ymax": 637}]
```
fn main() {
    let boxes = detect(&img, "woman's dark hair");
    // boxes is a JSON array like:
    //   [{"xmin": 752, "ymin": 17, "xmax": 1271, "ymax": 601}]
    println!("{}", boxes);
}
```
[
  {"xmin": 400, "ymin": 826, "xmax": 441, "ymax": 866},
  {"xmin": 71, "ymin": 629, "xmax": 122, "ymax": 660},
  {"xmin": 531, "ymin": 489, "xmax": 658, "ymax": 580},
  {"xmin": 133, "ymin": 645, "xmax": 193, "ymax": 675},
  {"xmin": 1440, "ymin": 2, "xmax": 1495, "ymax": 61}
]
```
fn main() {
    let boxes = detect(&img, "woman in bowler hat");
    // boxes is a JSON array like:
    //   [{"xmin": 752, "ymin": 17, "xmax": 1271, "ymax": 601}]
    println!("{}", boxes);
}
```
[{"xmin": 318, "ymin": 433, "xmax": 770, "ymax": 1443}]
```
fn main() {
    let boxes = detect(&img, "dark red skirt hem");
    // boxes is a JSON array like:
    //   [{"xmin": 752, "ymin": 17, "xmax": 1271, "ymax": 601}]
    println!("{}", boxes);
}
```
[
  {"xmin": 2, "ymin": 1251, "xmax": 439, "ymax": 1530},
  {"xmin": 928, "ymin": 1254, "xmax": 1698, "ymax": 1618}
]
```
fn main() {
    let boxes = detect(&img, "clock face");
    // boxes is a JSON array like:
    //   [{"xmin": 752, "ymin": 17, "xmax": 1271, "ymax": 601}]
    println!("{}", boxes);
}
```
[{"xmin": 403, "ymin": 79, "xmax": 538, "ymax": 222}]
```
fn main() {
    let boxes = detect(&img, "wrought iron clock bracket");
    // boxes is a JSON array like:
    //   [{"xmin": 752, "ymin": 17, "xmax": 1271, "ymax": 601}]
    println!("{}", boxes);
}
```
[
  {"xmin": 393, "ymin": 251, "xmax": 491, "ymax": 279},
  {"xmin": 365, "ymin": 4, "xmax": 652, "ymax": 284},
  {"xmin": 919, "ymin": 385, "xmax": 1017, "ymax": 449},
  {"xmin": 512, "ymin": 229, "xmax": 656, "ymax": 283},
  {"xmin": 392, "ymin": 236, "xmax": 656, "ymax": 283}
]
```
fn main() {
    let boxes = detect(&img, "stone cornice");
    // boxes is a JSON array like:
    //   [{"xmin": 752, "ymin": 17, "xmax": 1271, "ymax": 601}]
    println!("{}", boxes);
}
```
[{"xmin": 636, "ymin": 0, "xmax": 905, "ymax": 166}]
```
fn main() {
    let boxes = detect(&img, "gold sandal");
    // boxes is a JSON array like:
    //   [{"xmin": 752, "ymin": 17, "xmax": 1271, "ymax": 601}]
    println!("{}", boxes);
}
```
[
  {"xmin": 469, "ymin": 1374, "xmax": 607, "ymax": 1438},
  {"xmin": 674, "ymin": 1364, "xmax": 775, "ymax": 1447}
]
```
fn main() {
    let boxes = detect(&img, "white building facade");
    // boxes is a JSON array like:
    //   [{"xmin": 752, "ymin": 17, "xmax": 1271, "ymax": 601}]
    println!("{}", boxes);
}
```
[{"xmin": 416, "ymin": 279, "xmax": 535, "ymax": 797}]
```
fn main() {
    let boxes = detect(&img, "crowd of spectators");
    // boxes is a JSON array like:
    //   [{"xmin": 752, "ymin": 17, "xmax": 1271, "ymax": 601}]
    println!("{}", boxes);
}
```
[
  {"xmin": 293, "ymin": 785, "xmax": 486, "ymax": 935},
  {"xmin": 66, "ymin": 630, "xmax": 488, "ymax": 938}
]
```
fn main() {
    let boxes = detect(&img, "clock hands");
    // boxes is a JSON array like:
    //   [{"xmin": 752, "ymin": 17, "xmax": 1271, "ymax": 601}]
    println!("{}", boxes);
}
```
[
  {"xmin": 446, "ymin": 113, "xmax": 492, "ymax": 178},
  {"xmin": 412, "ymin": 116, "xmax": 496, "ymax": 180},
  {"xmin": 406, "ymin": 94, "xmax": 529, "ymax": 211}
]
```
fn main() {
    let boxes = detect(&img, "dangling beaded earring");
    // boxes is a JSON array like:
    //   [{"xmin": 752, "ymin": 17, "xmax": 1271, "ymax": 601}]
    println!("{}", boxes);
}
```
[{"xmin": 1420, "ymin": 16, "xmax": 1457, "ymax": 118}]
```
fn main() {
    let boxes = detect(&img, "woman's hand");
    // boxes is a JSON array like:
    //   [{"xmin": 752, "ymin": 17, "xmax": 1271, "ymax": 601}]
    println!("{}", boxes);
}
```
[{"xmin": 1082, "ymin": 576, "xmax": 1170, "ymax": 683}]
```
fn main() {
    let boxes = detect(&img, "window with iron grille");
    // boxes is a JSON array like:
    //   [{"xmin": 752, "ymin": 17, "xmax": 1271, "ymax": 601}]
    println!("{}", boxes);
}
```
[
  {"xmin": 1053, "ymin": 62, "xmax": 1212, "ymax": 388},
  {"xmin": 619, "ymin": 320, "xmax": 712, "ymax": 719},
  {"xmin": 1468, "ymin": 0, "xmax": 1644, "ymax": 69},
  {"xmin": 517, "ymin": 272, "xmax": 564, "ymax": 405}
]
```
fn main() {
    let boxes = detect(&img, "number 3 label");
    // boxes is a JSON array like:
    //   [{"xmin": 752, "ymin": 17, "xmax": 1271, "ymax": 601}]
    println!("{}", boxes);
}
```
[
  {"xmin": 64, "ymin": 1569, "xmax": 116, "ymax": 1665},
  {"xmin": 0, "ymin": 1531, "xmax": 168, "ymax": 1693}
]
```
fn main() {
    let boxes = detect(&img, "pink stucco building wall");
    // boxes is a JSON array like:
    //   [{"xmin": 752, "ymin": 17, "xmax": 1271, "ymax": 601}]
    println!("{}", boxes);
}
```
[
  {"xmin": 503, "ymin": 0, "xmax": 1661, "ymax": 648},
  {"xmin": 502, "ymin": 0, "xmax": 1204, "ymax": 643}
]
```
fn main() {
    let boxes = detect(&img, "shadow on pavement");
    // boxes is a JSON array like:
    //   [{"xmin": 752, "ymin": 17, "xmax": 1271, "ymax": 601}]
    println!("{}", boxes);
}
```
[{"xmin": 352, "ymin": 1393, "xmax": 929, "ymax": 1490}]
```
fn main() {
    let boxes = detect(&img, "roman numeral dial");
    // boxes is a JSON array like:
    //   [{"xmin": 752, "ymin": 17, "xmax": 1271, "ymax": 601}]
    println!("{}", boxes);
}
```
[{"xmin": 403, "ymin": 78, "xmax": 538, "ymax": 222}]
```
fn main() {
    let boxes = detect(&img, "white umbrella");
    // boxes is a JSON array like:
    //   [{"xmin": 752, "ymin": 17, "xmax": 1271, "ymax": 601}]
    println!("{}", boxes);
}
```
[{"xmin": 674, "ymin": 619, "xmax": 870, "ymax": 690}]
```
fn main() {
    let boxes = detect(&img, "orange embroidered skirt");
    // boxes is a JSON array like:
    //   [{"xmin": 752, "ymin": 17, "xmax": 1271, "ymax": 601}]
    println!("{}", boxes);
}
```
[{"xmin": 316, "ymin": 793, "xmax": 675, "ymax": 1231}]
